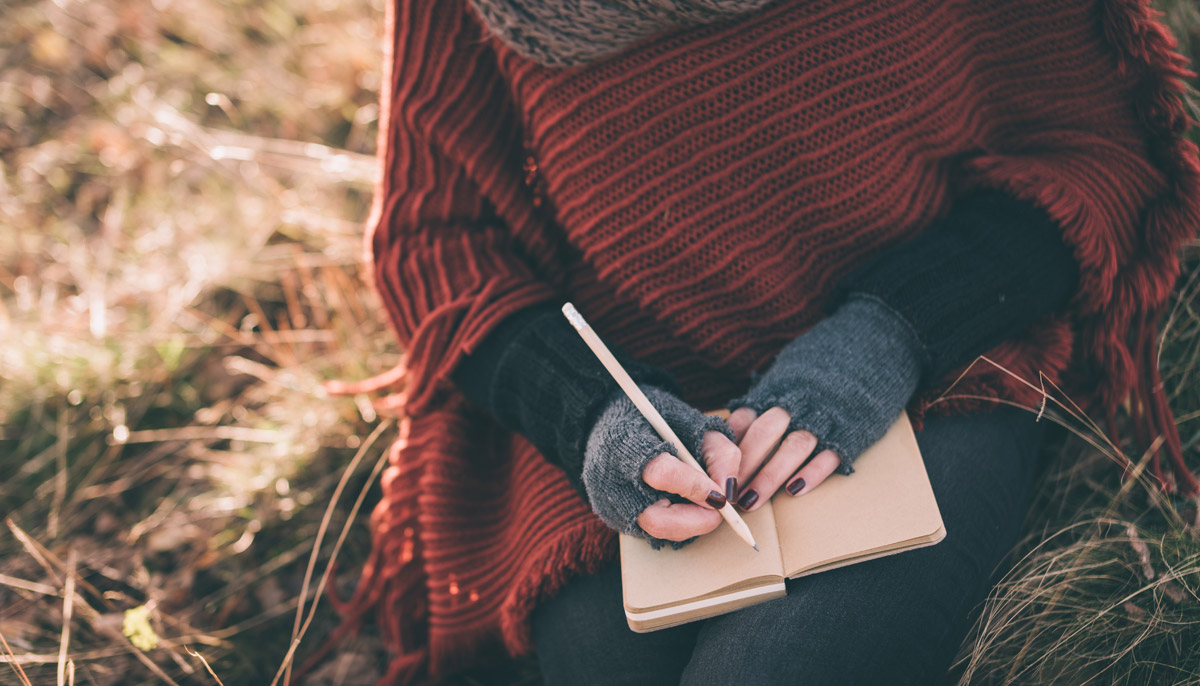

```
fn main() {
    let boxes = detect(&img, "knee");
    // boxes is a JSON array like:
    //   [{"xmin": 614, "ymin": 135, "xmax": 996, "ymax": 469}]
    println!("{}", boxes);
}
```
[
  {"xmin": 679, "ymin": 556, "xmax": 981, "ymax": 686},
  {"xmin": 681, "ymin": 606, "xmax": 943, "ymax": 686}
]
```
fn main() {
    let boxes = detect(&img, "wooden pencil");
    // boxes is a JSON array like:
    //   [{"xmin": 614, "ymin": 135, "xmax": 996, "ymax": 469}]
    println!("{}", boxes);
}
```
[{"xmin": 561, "ymin": 302, "xmax": 759, "ymax": 551}]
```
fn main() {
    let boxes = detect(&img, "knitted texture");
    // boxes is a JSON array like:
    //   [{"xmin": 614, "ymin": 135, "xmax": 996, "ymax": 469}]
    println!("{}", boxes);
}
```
[
  {"xmin": 465, "ymin": 0, "xmax": 775, "ymax": 67},
  {"xmin": 452, "ymin": 188, "xmax": 1077, "ymax": 537},
  {"xmin": 725, "ymin": 295, "xmax": 925, "ymax": 472},
  {"xmin": 449, "ymin": 300, "xmax": 684, "ymax": 498},
  {"xmin": 832, "ymin": 188, "xmax": 1081, "ymax": 382},
  {"xmin": 583, "ymin": 384, "xmax": 737, "ymax": 549},
  {"xmin": 336, "ymin": 1, "xmax": 1200, "ymax": 682}
]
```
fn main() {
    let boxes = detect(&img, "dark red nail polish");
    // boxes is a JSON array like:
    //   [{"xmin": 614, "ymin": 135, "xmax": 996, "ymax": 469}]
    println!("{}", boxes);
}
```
[
  {"xmin": 725, "ymin": 477, "xmax": 738, "ymax": 503},
  {"xmin": 736, "ymin": 489, "xmax": 759, "ymax": 510},
  {"xmin": 706, "ymin": 491, "xmax": 727, "ymax": 509},
  {"xmin": 786, "ymin": 477, "xmax": 807, "ymax": 496}
]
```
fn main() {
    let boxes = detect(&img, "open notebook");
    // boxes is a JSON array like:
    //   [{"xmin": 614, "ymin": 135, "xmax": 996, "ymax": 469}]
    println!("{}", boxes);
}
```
[{"xmin": 620, "ymin": 411, "xmax": 945, "ymax": 632}]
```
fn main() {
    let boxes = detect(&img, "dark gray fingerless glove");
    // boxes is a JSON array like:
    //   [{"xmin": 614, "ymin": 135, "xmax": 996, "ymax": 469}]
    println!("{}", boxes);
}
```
[
  {"xmin": 582, "ymin": 384, "xmax": 736, "ymax": 550},
  {"xmin": 724, "ymin": 294, "xmax": 928, "ymax": 474},
  {"xmin": 450, "ymin": 300, "xmax": 684, "ymax": 498}
]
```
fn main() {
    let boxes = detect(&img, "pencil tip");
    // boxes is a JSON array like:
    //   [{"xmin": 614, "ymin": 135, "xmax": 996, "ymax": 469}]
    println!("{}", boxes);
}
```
[{"xmin": 753, "ymin": 544, "xmax": 760, "ymax": 552}]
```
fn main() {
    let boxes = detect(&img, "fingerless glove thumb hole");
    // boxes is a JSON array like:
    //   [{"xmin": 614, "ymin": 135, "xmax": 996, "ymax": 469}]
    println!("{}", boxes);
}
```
[
  {"xmin": 581, "ymin": 384, "xmax": 726, "ymax": 550},
  {"xmin": 581, "ymin": 391, "xmax": 681, "ymax": 539}
]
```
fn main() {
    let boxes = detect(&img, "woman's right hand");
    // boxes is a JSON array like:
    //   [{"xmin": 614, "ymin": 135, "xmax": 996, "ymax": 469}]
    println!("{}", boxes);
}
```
[{"xmin": 581, "ymin": 384, "xmax": 742, "ymax": 548}]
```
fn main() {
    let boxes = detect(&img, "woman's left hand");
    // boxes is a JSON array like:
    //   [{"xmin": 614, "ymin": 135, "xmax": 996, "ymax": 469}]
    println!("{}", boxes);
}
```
[
  {"xmin": 725, "ymin": 406, "xmax": 843, "ymax": 511},
  {"xmin": 720, "ymin": 296, "xmax": 931, "ymax": 512}
]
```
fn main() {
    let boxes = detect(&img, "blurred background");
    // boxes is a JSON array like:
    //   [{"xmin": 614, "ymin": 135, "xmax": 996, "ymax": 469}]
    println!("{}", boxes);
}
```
[
  {"xmin": 2, "ymin": 0, "xmax": 393, "ymax": 683},
  {"xmin": 1, "ymin": 1, "xmax": 1199, "ymax": 684}
]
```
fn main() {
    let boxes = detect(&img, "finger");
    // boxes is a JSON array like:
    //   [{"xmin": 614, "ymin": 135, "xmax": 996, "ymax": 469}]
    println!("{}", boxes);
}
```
[
  {"xmin": 735, "ymin": 406, "xmax": 791, "ymax": 486},
  {"xmin": 736, "ymin": 429, "xmax": 818, "ymax": 512},
  {"xmin": 642, "ymin": 453, "xmax": 727, "ymax": 509},
  {"xmin": 700, "ymin": 430, "xmax": 742, "ymax": 503},
  {"xmin": 637, "ymin": 498, "xmax": 723, "ymax": 541},
  {"xmin": 784, "ymin": 449, "xmax": 842, "ymax": 496},
  {"xmin": 727, "ymin": 407, "xmax": 757, "ymax": 444}
]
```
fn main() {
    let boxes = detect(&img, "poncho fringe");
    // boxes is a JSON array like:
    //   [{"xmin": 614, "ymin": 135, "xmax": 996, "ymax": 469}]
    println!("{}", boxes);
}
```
[{"xmin": 316, "ymin": 1, "xmax": 1200, "ymax": 683}]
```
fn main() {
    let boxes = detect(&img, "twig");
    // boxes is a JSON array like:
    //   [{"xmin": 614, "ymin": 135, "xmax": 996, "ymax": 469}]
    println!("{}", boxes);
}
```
[
  {"xmin": 58, "ymin": 550, "xmax": 77, "ymax": 686},
  {"xmin": 931, "ymin": 355, "xmax": 1119, "ymax": 457},
  {"xmin": 6, "ymin": 519, "xmax": 182, "ymax": 685},
  {"xmin": 0, "ymin": 629, "xmax": 33, "ymax": 686},
  {"xmin": 49, "ymin": 409, "xmax": 69, "ymax": 539},
  {"xmin": 119, "ymin": 425, "xmax": 285, "ymax": 445},
  {"xmin": 139, "ymin": 97, "xmax": 378, "ymax": 184},
  {"xmin": 6, "ymin": 518, "xmax": 110, "ymax": 608},
  {"xmin": 288, "ymin": 438, "xmax": 392, "ymax": 685},
  {"xmin": 207, "ymin": 594, "xmax": 302, "ymax": 639},
  {"xmin": 272, "ymin": 420, "xmax": 393, "ymax": 686},
  {"xmin": 0, "ymin": 572, "xmax": 60, "ymax": 596},
  {"xmin": 0, "ymin": 648, "xmax": 138, "ymax": 664},
  {"xmin": 185, "ymin": 647, "xmax": 227, "ymax": 686},
  {"xmin": 117, "ymin": 635, "xmax": 183, "ymax": 686}
]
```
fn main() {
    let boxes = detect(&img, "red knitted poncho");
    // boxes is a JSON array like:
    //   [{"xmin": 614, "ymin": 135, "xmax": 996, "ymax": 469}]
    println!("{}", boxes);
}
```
[{"xmin": 326, "ymin": 0, "xmax": 1200, "ymax": 682}]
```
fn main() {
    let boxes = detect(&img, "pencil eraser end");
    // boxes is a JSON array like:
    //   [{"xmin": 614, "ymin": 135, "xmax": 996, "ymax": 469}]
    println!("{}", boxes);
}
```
[{"xmin": 562, "ymin": 302, "xmax": 587, "ymax": 331}]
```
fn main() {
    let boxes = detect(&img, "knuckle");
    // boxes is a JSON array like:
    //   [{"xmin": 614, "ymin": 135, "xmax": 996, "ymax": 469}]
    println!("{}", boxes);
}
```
[
  {"xmin": 784, "ymin": 429, "xmax": 818, "ymax": 450},
  {"xmin": 812, "ymin": 449, "xmax": 838, "ymax": 464},
  {"xmin": 689, "ymin": 477, "xmax": 713, "ymax": 503},
  {"xmin": 795, "ymin": 463, "xmax": 820, "ymax": 481},
  {"xmin": 800, "ymin": 452, "xmax": 838, "ymax": 478},
  {"xmin": 817, "ymin": 452, "xmax": 843, "ymax": 474},
  {"xmin": 764, "ymin": 406, "xmax": 792, "ymax": 426},
  {"xmin": 703, "ymin": 446, "xmax": 738, "ymax": 471},
  {"xmin": 760, "ymin": 456, "xmax": 792, "ymax": 479},
  {"xmin": 737, "ymin": 455, "xmax": 765, "ymax": 484},
  {"xmin": 717, "ymin": 440, "xmax": 741, "ymax": 460},
  {"xmin": 742, "ymin": 424, "xmax": 777, "ymax": 452},
  {"xmin": 701, "ymin": 431, "xmax": 730, "ymax": 452},
  {"xmin": 640, "ymin": 454, "xmax": 672, "ymax": 486},
  {"xmin": 637, "ymin": 511, "xmax": 663, "ymax": 538}
]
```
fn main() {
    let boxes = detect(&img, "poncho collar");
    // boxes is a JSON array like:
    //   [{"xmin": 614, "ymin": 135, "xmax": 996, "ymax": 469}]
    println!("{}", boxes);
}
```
[{"xmin": 466, "ymin": 0, "xmax": 777, "ymax": 67}]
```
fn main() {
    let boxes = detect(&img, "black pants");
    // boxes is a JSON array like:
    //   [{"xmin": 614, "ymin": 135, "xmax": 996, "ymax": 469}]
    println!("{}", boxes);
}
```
[{"xmin": 531, "ymin": 405, "xmax": 1048, "ymax": 685}]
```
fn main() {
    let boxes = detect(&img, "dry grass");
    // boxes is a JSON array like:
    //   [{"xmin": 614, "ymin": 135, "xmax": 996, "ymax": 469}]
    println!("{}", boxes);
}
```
[
  {"xmin": 1, "ymin": 1, "xmax": 1200, "ymax": 685},
  {"xmin": 2, "ymin": 0, "xmax": 394, "ymax": 683},
  {"xmin": 944, "ymin": 349, "xmax": 1200, "ymax": 684}
]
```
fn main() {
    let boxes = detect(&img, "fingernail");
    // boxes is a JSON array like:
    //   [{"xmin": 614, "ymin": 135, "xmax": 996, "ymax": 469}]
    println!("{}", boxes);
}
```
[
  {"xmin": 786, "ymin": 477, "xmax": 807, "ymax": 496},
  {"xmin": 705, "ymin": 491, "xmax": 727, "ymax": 509},
  {"xmin": 725, "ymin": 477, "xmax": 738, "ymax": 503},
  {"xmin": 736, "ymin": 489, "xmax": 759, "ymax": 511}
]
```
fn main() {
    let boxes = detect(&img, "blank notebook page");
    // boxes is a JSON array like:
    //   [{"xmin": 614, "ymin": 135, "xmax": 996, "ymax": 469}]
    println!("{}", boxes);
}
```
[{"xmin": 773, "ymin": 414, "xmax": 943, "ymax": 578}]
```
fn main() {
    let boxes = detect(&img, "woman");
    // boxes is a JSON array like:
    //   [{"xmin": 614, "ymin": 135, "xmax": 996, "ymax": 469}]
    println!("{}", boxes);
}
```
[{"xmin": 330, "ymin": 0, "xmax": 1200, "ymax": 683}]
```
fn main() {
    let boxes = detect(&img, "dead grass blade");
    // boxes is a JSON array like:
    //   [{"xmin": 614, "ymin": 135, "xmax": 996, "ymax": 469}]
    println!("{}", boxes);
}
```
[
  {"xmin": 57, "ymin": 550, "xmax": 77, "ymax": 686},
  {"xmin": 275, "ymin": 419, "xmax": 393, "ymax": 686},
  {"xmin": 0, "ymin": 573, "xmax": 60, "ymax": 596},
  {"xmin": 0, "ymin": 628, "xmax": 34, "ymax": 686},
  {"xmin": 185, "ymin": 646, "xmax": 227, "ymax": 686},
  {"xmin": 7, "ymin": 519, "xmax": 183, "ymax": 685}
]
